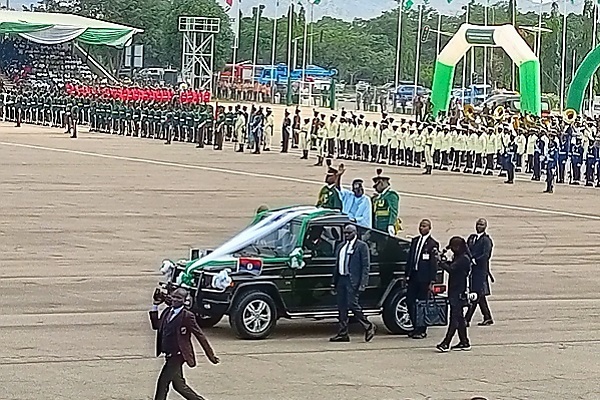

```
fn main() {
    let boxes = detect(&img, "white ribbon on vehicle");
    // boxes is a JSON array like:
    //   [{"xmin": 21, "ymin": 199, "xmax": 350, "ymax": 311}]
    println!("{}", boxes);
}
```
[{"xmin": 184, "ymin": 206, "xmax": 318, "ymax": 275}]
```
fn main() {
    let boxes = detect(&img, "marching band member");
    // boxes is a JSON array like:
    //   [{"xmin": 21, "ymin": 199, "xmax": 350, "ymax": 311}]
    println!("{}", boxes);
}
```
[
  {"xmin": 300, "ymin": 117, "xmax": 312, "ymax": 160},
  {"xmin": 423, "ymin": 125, "xmax": 435, "ymax": 175}
]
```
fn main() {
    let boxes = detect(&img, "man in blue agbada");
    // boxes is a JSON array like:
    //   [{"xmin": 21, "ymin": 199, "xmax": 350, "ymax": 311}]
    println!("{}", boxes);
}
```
[{"xmin": 336, "ymin": 165, "xmax": 372, "ymax": 228}]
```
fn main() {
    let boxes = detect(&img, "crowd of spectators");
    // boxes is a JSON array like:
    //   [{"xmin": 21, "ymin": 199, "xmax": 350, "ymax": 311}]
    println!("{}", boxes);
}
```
[{"xmin": 0, "ymin": 38, "xmax": 95, "ymax": 89}]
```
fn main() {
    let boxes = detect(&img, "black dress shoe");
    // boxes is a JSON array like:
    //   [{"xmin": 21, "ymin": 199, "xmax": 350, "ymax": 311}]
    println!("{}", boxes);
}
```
[
  {"xmin": 436, "ymin": 342, "xmax": 450, "ymax": 353},
  {"xmin": 451, "ymin": 342, "xmax": 472, "ymax": 351},
  {"xmin": 365, "ymin": 323, "xmax": 376, "ymax": 342},
  {"xmin": 329, "ymin": 334, "xmax": 350, "ymax": 343},
  {"xmin": 477, "ymin": 319, "xmax": 494, "ymax": 326},
  {"xmin": 411, "ymin": 332, "xmax": 427, "ymax": 339}
]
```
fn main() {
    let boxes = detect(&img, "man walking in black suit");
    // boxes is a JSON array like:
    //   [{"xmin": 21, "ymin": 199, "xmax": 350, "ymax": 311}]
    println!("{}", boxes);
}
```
[
  {"xmin": 406, "ymin": 219, "xmax": 439, "ymax": 339},
  {"xmin": 465, "ymin": 218, "xmax": 495, "ymax": 326},
  {"xmin": 150, "ymin": 288, "xmax": 220, "ymax": 400},
  {"xmin": 330, "ymin": 224, "xmax": 376, "ymax": 343}
]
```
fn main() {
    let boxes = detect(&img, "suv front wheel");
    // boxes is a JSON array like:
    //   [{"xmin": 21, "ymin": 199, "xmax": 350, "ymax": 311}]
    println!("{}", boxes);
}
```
[
  {"xmin": 195, "ymin": 313, "xmax": 224, "ymax": 329},
  {"xmin": 229, "ymin": 290, "xmax": 277, "ymax": 339},
  {"xmin": 382, "ymin": 290, "xmax": 413, "ymax": 335}
]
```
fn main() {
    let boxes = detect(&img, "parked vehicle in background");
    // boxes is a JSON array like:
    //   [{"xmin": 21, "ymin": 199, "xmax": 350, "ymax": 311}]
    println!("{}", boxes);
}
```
[{"xmin": 479, "ymin": 94, "xmax": 552, "ymax": 116}]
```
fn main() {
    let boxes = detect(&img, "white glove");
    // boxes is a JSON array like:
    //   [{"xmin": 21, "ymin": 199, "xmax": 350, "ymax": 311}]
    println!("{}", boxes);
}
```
[{"xmin": 387, "ymin": 225, "xmax": 396, "ymax": 236}]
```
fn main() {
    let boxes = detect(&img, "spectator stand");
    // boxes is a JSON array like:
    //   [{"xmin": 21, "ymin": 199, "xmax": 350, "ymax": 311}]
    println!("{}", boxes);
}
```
[{"xmin": 0, "ymin": 10, "xmax": 143, "ymax": 89}]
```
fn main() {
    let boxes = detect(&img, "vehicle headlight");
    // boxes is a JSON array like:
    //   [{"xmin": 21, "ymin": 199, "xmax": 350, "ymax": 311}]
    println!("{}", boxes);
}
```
[{"xmin": 211, "ymin": 269, "xmax": 233, "ymax": 290}]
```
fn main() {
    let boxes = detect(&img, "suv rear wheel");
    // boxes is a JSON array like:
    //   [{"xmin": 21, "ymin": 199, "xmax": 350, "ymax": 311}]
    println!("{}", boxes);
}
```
[
  {"xmin": 382, "ymin": 291, "xmax": 413, "ymax": 335},
  {"xmin": 229, "ymin": 290, "xmax": 277, "ymax": 339}
]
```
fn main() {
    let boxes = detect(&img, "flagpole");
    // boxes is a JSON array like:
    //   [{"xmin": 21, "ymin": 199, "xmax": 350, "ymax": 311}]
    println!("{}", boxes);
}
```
[
  {"xmin": 302, "ymin": 1, "xmax": 309, "ymax": 102},
  {"xmin": 251, "ymin": 6, "xmax": 263, "ymax": 87},
  {"xmin": 589, "ymin": 3, "xmax": 597, "ymax": 115},
  {"xmin": 394, "ymin": 0, "xmax": 403, "ymax": 99},
  {"xmin": 483, "ymin": 0, "xmax": 488, "ymax": 98},
  {"xmin": 309, "ymin": 2, "xmax": 314, "ymax": 65},
  {"xmin": 270, "ymin": 0, "xmax": 279, "ymax": 98},
  {"xmin": 231, "ymin": 0, "xmax": 240, "ymax": 83},
  {"xmin": 511, "ymin": 0, "xmax": 516, "ymax": 91},
  {"xmin": 436, "ymin": 13, "xmax": 441, "ymax": 56},
  {"xmin": 461, "ymin": 4, "xmax": 469, "ymax": 105},
  {"xmin": 286, "ymin": 1, "xmax": 294, "ymax": 105},
  {"xmin": 413, "ymin": 3, "xmax": 423, "ymax": 120},
  {"xmin": 559, "ymin": 0, "xmax": 567, "ymax": 112}
]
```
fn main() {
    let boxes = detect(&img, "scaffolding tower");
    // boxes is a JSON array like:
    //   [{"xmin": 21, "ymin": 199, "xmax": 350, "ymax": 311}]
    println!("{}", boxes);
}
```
[{"xmin": 179, "ymin": 16, "xmax": 220, "ymax": 92}]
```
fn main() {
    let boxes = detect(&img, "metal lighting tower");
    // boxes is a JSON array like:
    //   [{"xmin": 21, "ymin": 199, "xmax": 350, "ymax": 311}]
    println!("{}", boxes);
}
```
[{"xmin": 179, "ymin": 16, "xmax": 221, "ymax": 92}]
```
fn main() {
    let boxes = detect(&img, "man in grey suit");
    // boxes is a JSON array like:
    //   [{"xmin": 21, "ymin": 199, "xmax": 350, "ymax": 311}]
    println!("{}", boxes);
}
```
[{"xmin": 330, "ymin": 224, "xmax": 376, "ymax": 343}]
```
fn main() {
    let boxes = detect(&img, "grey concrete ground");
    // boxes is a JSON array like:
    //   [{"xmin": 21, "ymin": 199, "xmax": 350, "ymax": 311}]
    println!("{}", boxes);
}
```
[{"xmin": 1, "ymin": 120, "xmax": 599, "ymax": 400}]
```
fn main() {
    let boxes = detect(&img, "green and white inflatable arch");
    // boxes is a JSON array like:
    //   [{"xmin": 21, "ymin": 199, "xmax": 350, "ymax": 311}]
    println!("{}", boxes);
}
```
[{"xmin": 431, "ymin": 24, "xmax": 541, "ymax": 117}]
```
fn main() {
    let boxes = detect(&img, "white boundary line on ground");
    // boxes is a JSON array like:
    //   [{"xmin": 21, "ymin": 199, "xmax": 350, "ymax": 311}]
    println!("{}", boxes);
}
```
[{"xmin": 2, "ymin": 140, "xmax": 600, "ymax": 221}]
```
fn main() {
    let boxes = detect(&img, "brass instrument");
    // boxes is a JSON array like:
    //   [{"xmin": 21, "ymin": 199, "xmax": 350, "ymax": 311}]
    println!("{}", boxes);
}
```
[
  {"xmin": 563, "ymin": 109, "xmax": 577, "ymax": 124},
  {"xmin": 524, "ymin": 114, "xmax": 535, "ymax": 128},
  {"xmin": 512, "ymin": 115, "xmax": 520, "ymax": 131},
  {"xmin": 463, "ymin": 104, "xmax": 476, "ymax": 122},
  {"xmin": 493, "ymin": 105, "xmax": 505, "ymax": 121}
]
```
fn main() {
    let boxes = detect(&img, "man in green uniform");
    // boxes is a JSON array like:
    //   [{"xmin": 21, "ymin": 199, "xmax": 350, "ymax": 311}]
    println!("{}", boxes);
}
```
[
  {"xmin": 69, "ymin": 100, "xmax": 79, "ymax": 139},
  {"xmin": 316, "ymin": 160, "xmax": 343, "ymax": 210},
  {"xmin": 371, "ymin": 168, "xmax": 400, "ymax": 235}
]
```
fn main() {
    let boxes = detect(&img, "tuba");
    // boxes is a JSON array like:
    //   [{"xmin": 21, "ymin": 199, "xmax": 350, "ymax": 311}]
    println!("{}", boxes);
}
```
[
  {"xmin": 463, "ymin": 104, "xmax": 476, "ymax": 122},
  {"xmin": 493, "ymin": 105, "xmax": 505, "ymax": 121},
  {"xmin": 563, "ymin": 109, "xmax": 577, "ymax": 124}
]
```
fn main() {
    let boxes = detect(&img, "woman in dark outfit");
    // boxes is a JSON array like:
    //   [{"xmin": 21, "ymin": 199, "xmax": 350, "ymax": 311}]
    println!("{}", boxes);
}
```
[{"xmin": 436, "ymin": 236, "xmax": 472, "ymax": 352}]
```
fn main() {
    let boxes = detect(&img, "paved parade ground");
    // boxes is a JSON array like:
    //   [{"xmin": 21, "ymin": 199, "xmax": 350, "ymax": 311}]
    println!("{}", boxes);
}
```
[{"xmin": 1, "ymin": 119, "xmax": 600, "ymax": 400}]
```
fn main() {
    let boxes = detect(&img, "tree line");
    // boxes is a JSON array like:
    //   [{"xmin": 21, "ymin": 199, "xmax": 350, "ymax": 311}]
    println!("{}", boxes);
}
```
[{"xmin": 32, "ymin": 0, "xmax": 600, "ymax": 95}]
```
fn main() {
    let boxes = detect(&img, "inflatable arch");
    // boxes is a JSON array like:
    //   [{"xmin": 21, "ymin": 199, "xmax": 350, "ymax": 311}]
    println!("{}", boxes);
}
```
[
  {"xmin": 431, "ymin": 24, "xmax": 541, "ymax": 117},
  {"xmin": 566, "ymin": 46, "xmax": 600, "ymax": 113}
]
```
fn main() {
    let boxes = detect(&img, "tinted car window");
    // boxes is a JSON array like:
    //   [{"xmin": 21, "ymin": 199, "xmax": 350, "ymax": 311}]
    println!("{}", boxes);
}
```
[{"xmin": 303, "ymin": 225, "xmax": 341, "ymax": 258}]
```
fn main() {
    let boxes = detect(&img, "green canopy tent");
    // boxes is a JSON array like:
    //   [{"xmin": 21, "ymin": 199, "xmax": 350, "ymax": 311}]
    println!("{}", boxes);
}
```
[{"xmin": 0, "ymin": 10, "xmax": 143, "ymax": 47}]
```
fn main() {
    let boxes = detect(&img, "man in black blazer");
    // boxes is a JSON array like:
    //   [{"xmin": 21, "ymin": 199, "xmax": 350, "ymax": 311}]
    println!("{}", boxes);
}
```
[
  {"xmin": 465, "ymin": 218, "xmax": 494, "ymax": 326},
  {"xmin": 330, "ymin": 224, "xmax": 376, "ymax": 342},
  {"xmin": 150, "ymin": 288, "xmax": 220, "ymax": 400},
  {"xmin": 406, "ymin": 219, "xmax": 439, "ymax": 339}
]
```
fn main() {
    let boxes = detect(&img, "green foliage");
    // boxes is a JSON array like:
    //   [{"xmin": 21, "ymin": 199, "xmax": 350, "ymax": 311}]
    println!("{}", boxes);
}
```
[
  {"xmin": 34, "ymin": 0, "xmax": 233, "ymax": 70},
  {"xmin": 32, "ymin": 0, "xmax": 600, "ymax": 95}
]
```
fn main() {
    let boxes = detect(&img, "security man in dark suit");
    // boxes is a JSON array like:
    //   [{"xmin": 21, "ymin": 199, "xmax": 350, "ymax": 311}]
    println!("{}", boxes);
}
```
[
  {"xmin": 150, "ymin": 288, "xmax": 220, "ymax": 400},
  {"xmin": 330, "ymin": 224, "xmax": 376, "ymax": 343},
  {"xmin": 406, "ymin": 219, "xmax": 439, "ymax": 339},
  {"xmin": 464, "ymin": 218, "xmax": 494, "ymax": 326}
]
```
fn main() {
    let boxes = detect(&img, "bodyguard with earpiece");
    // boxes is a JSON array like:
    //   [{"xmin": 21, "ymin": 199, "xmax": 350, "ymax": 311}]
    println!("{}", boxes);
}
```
[{"xmin": 435, "ymin": 236, "xmax": 473, "ymax": 352}]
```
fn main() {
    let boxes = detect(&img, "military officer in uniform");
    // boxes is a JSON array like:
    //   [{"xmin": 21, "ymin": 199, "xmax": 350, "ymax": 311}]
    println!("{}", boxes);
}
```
[
  {"xmin": 544, "ymin": 138, "xmax": 559, "ymax": 193},
  {"xmin": 234, "ymin": 108, "xmax": 247, "ymax": 153},
  {"xmin": 371, "ymin": 169, "xmax": 400, "ymax": 235},
  {"xmin": 264, "ymin": 107, "xmax": 274, "ymax": 151},
  {"xmin": 316, "ymin": 161, "xmax": 343, "ymax": 210}
]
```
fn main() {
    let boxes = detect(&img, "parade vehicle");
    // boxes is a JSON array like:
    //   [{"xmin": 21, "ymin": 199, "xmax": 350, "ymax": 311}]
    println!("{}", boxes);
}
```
[{"xmin": 154, "ymin": 206, "xmax": 446, "ymax": 340}]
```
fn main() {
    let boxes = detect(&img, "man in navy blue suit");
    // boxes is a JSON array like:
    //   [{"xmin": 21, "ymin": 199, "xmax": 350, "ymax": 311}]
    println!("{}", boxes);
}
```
[
  {"xmin": 330, "ymin": 224, "xmax": 376, "ymax": 343},
  {"xmin": 465, "ymin": 218, "xmax": 494, "ymax": 326},
  {"xmin": 406, "ymin": 219, "xmax": 440, "ymax": 339}
]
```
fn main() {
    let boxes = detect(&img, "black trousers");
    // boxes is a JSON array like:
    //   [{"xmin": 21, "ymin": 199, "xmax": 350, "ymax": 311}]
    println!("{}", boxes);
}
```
[
  {"xmin": 442, "ymin": 300, "xmax": 469, "ymax": 345},
  {"xmin": 533, "ymin": 153, "xmax": 541, "ymax": 180},
  {"xmin": 464, "ymin": 294, "xmax": 492, "ymax": 323},
  {"xmin": 406, "ymin": 280, "xmax": 430, "ymax": 334},
  {"xmin": 506, "ymin": 162, "xmax": 515, "ymax": 182},
  {"xmin": 154, "ymin": 355, "xmax": 205, "ymax": 400},
  {"xmin": 336, "ymin": 276, "xmax": 371, "ymax": 336}
]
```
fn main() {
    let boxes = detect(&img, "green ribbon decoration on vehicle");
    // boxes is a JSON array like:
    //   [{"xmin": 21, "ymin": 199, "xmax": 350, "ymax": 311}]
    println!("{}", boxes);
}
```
[{"xmin": 288, "ymin": 247, "xmax": 305, "ymax": 269}]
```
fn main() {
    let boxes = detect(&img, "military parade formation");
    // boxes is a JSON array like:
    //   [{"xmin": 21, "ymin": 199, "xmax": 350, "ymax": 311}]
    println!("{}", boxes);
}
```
[{"xmin": 2, "ymin": 83, "xmax": 600, "ymax": 193}]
